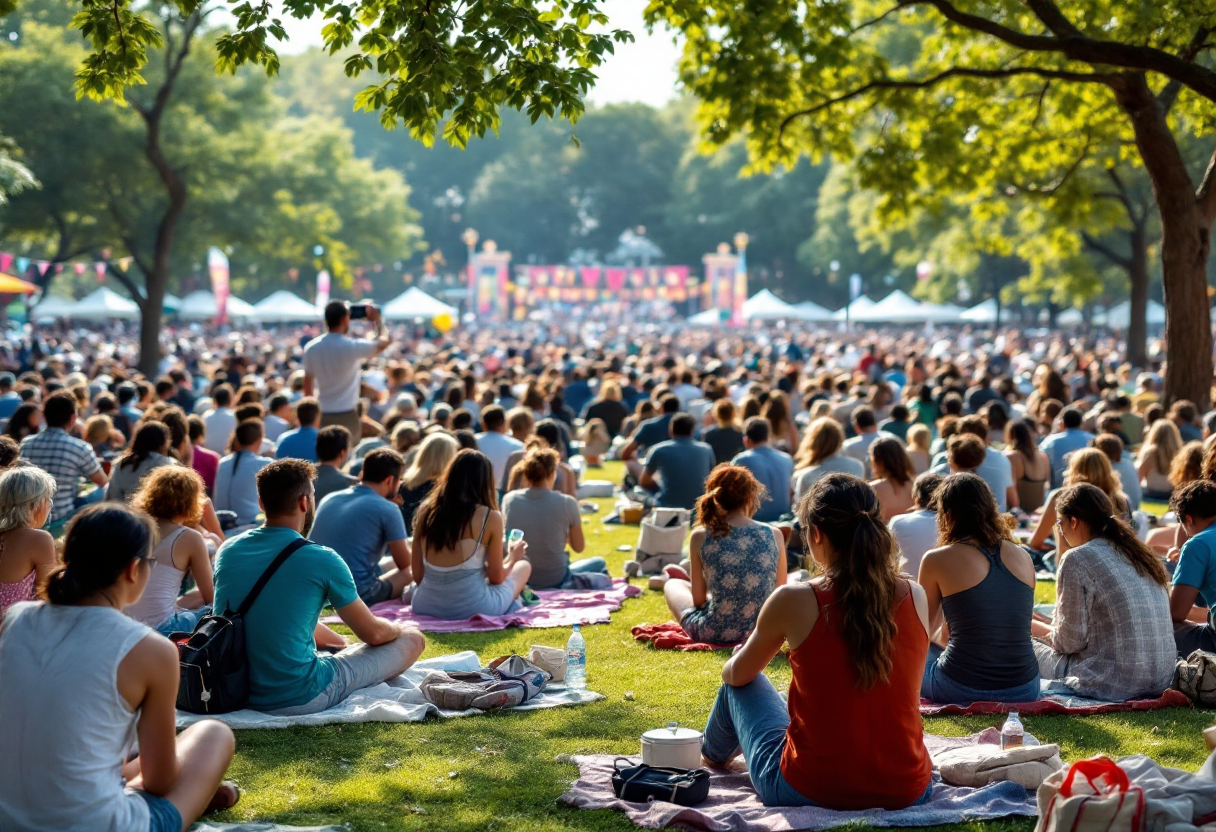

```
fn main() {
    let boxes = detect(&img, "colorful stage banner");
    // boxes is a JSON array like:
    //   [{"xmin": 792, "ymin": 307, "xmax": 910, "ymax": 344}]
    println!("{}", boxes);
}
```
[{"xmin": 519, "ymin": 266, "xmax": 691, "ymax": 304}]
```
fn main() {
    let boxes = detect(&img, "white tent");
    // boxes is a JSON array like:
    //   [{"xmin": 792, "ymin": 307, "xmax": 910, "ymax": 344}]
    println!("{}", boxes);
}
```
[
  {"xmin": 29, "ymin": 294, "xmax": 79, "ymax": 321},
  {"xmin": 961, "ymin": 299, "xmax": 999, "ymax": 323},
  {"xmin": 793, "ymin": 300, "xmax": 835, "ymax": 322},
  {"xmin": 68, "ymin": 287, "xmax": 141, "ymax": 320},
  {"xmin": 252, "ymin": 290, "xmax": 322, "ymax": 323},
  {"xmin": 382, "ymin": 287, "xmax": 458, "ymax": 321},
  {"xmin": 1057, "ymin": 308, "xmax": 1085, "ymax": 326},
  {"xmin": 832, "ymin": 296, "xmax": 877, "ymax": 321},
  {"xmin": 1105, "ymin": 300, "xmax": 1165, "ymax": 328},
  {"xmin": 853, "ymin": 290, "xmax": 924, "ymax": 323},
  {"xmin": 163, "ymin": 293, "xmax": 183, "ymax": 311},
  {"xmin": 915, "ymin": 301, "xmax": 967, "ymax": 323},
  {"xmin": 687, "ymin": 308, "xmax": 726, "ymax": 327},
  {"xmin": 176, "ymin": 290, "xmax": 256, "ymax": 321},
  {"xmin": 742, "ymin": 289, "xmax": 799, "ymax": 321}
]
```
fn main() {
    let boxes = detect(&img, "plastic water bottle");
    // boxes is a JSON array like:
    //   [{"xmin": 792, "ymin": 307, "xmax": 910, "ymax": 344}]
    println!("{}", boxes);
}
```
[
  {"xmin": 566, "ymin": 624, "xmax": 587, "ymax": 690},
  {"xmin": 1000, "ymin": 710, "xmax": 1024, "ymax": 749}
]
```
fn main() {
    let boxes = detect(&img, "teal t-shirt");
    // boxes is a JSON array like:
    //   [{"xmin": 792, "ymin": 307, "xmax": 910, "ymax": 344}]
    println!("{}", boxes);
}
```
[
  {"xmin": 212, "ymin": 526, "xmax": 359, "ymax": 711},
  {"xmin": 1174, "ymin": 524, "xmax": 1216, "ymax": 619}
]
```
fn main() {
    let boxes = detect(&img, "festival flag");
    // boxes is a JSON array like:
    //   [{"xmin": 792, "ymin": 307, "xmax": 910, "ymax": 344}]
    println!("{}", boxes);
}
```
[
  {"xmin": 315, "ymin": 269, "xmax": 331, "ymax": 310},
  {"xmin": 15, "ymin": 257, "xmax": 29, "ymax": 276},
  {"xmin": 0, "ymin": 253, "xmax": 11, "ymax": 275},
  {"xmin": 207, "ymin": 247, "xmax": 230, "ymax": 326},
  {"xmin": 74, "ymin": 263, "xmax": 86, "ymax": 275},
  {"xmin": 94, "ymin": 262, "xmax": 106, "ymax": 282}
]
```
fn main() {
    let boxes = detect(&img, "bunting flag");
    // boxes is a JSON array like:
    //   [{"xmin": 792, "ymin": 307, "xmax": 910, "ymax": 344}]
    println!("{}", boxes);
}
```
[
  {"xmin": 74, "ymin": 263, "xmax": 86, "ymax": 275},
  {"xmin": 93, "ymin": 262, "xmax": 106, "ymax": 282},
  {"xmin": 0, "ymin": 253, "xmax": 10, "ymax": 274}
]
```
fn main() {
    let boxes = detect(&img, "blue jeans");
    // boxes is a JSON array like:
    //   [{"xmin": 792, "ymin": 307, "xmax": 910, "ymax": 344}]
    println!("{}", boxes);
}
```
[
  {"xmin": 136, "ymin": 790, "xmax": 183, "ymax": 832},
  {"xmin": 701, "ymin": 675, "xmax": 817, "ymax": 807},
  {"xmin": 155, "ymin": 605, "xmax": 210, "ymax": 637},
  {"xmin": 922, "ymin": 644, "xmax": 1042, "ymax": 704}
]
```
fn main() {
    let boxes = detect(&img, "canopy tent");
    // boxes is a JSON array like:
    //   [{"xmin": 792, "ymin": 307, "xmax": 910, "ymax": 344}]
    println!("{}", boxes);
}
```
[
  {"xmin": 68, "ymin": 287, "xmax": 140, "ymax": 320},
  {"xmin": 382, "ymin": 287, "xmax": 458, "ymax": 321},
  {"xmin": 163, "ymin": 293, "xmax": 183, "ymax": 312},
  {"xmin": 687, "ymin": 308, "xmax": 727, "ymax": 327},
  {"xmin": 832, "ymin": 296, "xmax": 877, "ymax": 322},
  {"xmin": 852, "ymin": 290, "xmax": 924, "ymax": 323},
  {"xmin": 176, "ymin": 290, "xmax": 256, "ymax": 321},
  {"xmin": 0, "ymin": 273, "xmax": 36, "ymax": 294},
  {"xmin": 916, "ymin": 301, "xmax": 968, "ymax": 323},
  {"xmin": 1104, "ymin": 299, "xmax": 1165, "ymax": 328},
  {"xmin": 1057, "ymin": 308, "xmax": 1085, "ymax": 326},
  {"xmin": 252, "ymin": 290, "xmax": 321, "ymax": 323},
  {"xmin": 28, "ymin": 294, "xmax": 79, "ymax": 321},
  {"xmin": 742, "ymin": 289, "xmax": 800, "ymax": 321},
  {"xmin": 793, "ymin": 300, "xmax": 835, "ymax": 322},
  {"xmin": 960, "ymin": 299, "xmax": 1000, "ymax": 323}
]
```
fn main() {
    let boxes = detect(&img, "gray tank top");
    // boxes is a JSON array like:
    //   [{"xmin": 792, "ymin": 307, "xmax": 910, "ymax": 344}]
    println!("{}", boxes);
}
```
[{"xmin": 0, "ymin": 603, "xmax": 155, "ymax": 832}]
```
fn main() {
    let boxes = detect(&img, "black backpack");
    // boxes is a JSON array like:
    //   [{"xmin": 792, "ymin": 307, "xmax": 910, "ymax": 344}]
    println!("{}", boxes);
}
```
[{"xmin": 172, "ymin": 538, "xmax": 310, "ymax": 714}]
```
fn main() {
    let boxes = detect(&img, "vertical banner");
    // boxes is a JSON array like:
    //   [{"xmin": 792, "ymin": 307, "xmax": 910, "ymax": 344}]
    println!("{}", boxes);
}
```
[
  {"xmin": 702, "ymin": 248, "xmax": 739, "ymax": 320},
  {"xmin": 207, "ymin": 247, "xmax": 230, "ymax": 326},
  {"xmin": 474, "ymin": 249, "xmax": 512, "ymax": 320},
  {"xmin": 316, "ymin": 269, "xmax": 331, "ymax": 310},
  {"xmin": 731, "ymin": 248, "xmax": 748, "ymax": 326}
]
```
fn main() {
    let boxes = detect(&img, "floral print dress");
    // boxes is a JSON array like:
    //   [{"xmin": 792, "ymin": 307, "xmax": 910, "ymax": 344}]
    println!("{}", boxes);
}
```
[{"xmin": 681, "ymin": 523, "xmax": 780, "ymax": 644}]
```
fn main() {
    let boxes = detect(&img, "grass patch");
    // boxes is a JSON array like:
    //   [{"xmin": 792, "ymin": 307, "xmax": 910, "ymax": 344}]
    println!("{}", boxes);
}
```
[{"xmin": 211, "ymin": 462, "xmax": 1210, "ymax": 831}]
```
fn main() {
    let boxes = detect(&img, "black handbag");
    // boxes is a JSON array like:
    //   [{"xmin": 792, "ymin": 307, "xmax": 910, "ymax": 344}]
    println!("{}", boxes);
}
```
[
  {"xmin": 171, "ymin": 537, "xmax": 310, "ymax": 714},
  {"xmin": 611, "ymin": 758, "xmax": 711, "ymax": 806}
]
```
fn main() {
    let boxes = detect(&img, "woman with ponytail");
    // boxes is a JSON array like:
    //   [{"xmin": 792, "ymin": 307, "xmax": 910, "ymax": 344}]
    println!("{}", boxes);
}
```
[
  {"xmin": 666, "ymin": 465, "xmax": 786, "ymax": 644},
  {"xmin": 1031, "ymin": 484, "xmax": 1175, "ymax": 700},
  {"xmin": 0, "ymin": 503, "xmax": 238, "ymax": 832},
  {"xmin": 919, "ymin": 473, "xmax": 1041, "ymax": 703},
  {"xmin": 700, "ymin": 473, "xmax": 932, "ymax": 810}
]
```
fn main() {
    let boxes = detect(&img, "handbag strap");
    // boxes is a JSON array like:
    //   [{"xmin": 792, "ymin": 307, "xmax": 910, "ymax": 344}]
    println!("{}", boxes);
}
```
[{"xmin": 236, "ymin": 537, "xmax": 311, "ymax": 618}]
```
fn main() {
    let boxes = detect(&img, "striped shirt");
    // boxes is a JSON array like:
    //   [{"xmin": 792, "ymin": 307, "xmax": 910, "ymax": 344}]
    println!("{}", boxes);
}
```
[{"xmin": 20, "ymin": 428, "xmax": 103, "ymax": 522}]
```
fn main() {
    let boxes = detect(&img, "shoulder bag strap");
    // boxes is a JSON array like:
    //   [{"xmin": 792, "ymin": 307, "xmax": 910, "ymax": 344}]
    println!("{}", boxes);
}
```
[
  {"xmin": 476, "ymin": 506, "xmax": 492, "ymax": 545},
  {"xmin": 237, "ymin": 537, "xmax": 311, "ymax": 617}
]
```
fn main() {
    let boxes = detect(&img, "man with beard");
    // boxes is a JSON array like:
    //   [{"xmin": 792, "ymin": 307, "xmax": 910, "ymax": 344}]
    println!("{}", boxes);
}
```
[{"xmin": 211, "ymin": 459, "xmax": 425, "ymax": 715}]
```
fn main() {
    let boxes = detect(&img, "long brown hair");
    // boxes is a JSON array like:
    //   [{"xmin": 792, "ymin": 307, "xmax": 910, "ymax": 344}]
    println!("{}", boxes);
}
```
[
  {"xmin": 799, "ymin": 473, "xmax": 901, "ymax": 690},
  {"xmin": 795, "ymin": 417, "xmax": 844, "ymax": 468},
  {"xmin": 696, "ymin": 465, "xmax": 764, "ymax": 538},
  {"xmin": 414, "ymin": 449, "xmax": 497, "ymax": 553},
  {"xmin": 934, "ymin": 473, "xmax": 1012, "ymax": 548},
  {"xmin": 1056, "ymin": 484, "xmax": 1169, "ymax": 587},
  {"xmin": 869, "ymin": 437, "xmax": 914, "ymax": 485},
  {"xmin": 1171, "ymin": 440, "xmax": 1204, "ymax": 488}
]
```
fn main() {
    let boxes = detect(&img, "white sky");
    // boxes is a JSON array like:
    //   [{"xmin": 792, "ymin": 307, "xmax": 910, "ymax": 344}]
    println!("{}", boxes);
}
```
[{"xmin": 275, "ymin": 0, "xmax": 682, "ymax": 108}]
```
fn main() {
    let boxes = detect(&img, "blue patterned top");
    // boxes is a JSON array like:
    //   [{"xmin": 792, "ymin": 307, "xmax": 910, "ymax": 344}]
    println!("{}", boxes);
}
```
[{"xmin": 681, "ymin": 523, "xmax": 780, "ymax": 644}]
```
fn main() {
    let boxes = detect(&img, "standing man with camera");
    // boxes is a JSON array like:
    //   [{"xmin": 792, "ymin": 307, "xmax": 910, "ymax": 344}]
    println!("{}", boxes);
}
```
[{"xmin": 304, "ymin": 301, "xmax": 391, "ymax": 452}]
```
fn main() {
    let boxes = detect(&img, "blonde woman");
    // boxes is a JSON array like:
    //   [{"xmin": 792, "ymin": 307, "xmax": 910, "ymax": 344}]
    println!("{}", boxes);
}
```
[
  {"xmin": 906, "ymin": 424, "xmax": 932, "ymax": 475},
  {"xmin": 1138, "ymin": 420, "xmax": 1183, "ymax": 500},
  {"xmin": 0, "ymin": 467, "xmax": 58, "ymax": 616},
  {"xmin": 399, "ymin": 432, "xmax": 460, "ymax": 536},
  {"xmin": 1028, "ymin": 448, "xmax": 1130, "ymax": 551},
  {"xmin": 792, "ymin": 417, "xmax": 865, "ymax": 503}
]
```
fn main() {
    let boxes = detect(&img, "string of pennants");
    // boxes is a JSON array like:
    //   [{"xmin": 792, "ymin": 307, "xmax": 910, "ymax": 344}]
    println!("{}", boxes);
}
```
[
  {"xmin": 0, "ymin": 252, "xmax": 133, "ymax": 282},
  {"xmin": 517, "ymin": 265, "xmax": 702, "ymax": 303}
]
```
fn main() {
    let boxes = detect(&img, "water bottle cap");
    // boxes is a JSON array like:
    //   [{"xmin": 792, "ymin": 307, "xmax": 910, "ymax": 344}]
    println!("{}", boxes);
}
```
[{"xmin": 573, "ymin": 624, "xmax": 580, "ymax": 631}]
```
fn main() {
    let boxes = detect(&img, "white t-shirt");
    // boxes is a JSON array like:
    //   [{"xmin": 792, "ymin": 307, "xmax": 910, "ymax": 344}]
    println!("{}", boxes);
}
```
[
  {"xmin": 475, "ymin": 430, "xmax": 524, "ymax": 487},
  {"xmin": 890, "ymin": 509, "xmax": 939, "ymax": 579},
  {"xmin": 303, "ymin": 332, "xmax": 379, "ymax": 413},
  {"xmin": 203, "ymin": 407, "xmax": 237, "ymax": 454}
]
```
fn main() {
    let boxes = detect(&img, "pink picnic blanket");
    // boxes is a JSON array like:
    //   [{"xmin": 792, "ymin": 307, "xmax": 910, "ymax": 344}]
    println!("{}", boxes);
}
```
[
  {"xmin": 920, "ymin": 688, "xmax": 1190, "ymax": 716},
  {"xmin": 323, "ymin": 580, "xmax": 641, "ymax": 633},
  {"xmin": 560, "ymin": 729, "xmax": 1037, "ymax": 831},
  {"xmin": 632, "ymin": 622, "xmax": 737, "ymax": 652}
]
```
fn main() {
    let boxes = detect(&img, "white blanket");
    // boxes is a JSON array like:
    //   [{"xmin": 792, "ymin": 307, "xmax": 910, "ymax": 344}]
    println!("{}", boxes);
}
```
[{"xmin": 176, "ymin": 651, "xmax": 603, "ymax": 730}]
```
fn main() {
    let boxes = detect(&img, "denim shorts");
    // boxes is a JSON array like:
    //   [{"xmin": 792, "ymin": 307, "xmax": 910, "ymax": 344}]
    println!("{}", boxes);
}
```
[
  {"xmin": 137, "ymin": 790, "xmax": 183, "ymax": 832},
  {"xmin": 357, "ymin": 577, "xmax": 396, "ymax": 605}
]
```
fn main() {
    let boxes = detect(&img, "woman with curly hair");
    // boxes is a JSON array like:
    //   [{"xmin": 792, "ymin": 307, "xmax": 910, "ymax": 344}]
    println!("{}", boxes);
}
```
[
  {"xmin": 665, "ymin": 465, "xmax": 786, "ymax": 644},
  {"xmin": 919, "ymin": 473, "xmax": 1040, "ymax": 703},
  {"xmin": 699, "ymin": 473, "xmax": 932, "ymax": 809}
]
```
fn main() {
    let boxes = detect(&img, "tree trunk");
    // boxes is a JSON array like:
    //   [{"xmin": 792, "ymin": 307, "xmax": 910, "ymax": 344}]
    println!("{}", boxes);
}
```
[
  {"xmin": 1126, "ymin": 221, "xmax": 1150, "ymax": 369},
  {"xmin": 1113, "ymin": 73, "xmax": 1213, "ymax": 409}
]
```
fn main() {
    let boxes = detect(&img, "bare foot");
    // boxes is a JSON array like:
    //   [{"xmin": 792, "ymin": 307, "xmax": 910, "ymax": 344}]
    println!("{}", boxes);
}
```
[
  {"xmin": 701, "ymin": 753, "xmax": 747, "ymax": 772},
  {"xmin": 204, "ymin": 781, "xmax": 240, "ymax": 814}
]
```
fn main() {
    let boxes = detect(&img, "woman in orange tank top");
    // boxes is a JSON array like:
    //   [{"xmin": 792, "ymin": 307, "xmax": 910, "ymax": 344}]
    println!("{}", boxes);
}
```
[{"xmin": 701, "ymin": 472, "xmax": 934, "ymax": 809}]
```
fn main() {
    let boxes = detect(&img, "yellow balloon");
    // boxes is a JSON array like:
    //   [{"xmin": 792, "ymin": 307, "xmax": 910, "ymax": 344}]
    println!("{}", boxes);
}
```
[{"xmin": 433, "ymin": 312, "xmax": 453, "ymax": 332}]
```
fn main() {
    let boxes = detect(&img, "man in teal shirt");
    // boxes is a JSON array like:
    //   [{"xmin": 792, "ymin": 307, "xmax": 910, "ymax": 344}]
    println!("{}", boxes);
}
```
[
  {"xmin": 212, "ymin": 458, "xmax": 425, "ymax": 714},
  {"xmin": 1170, "ymin": 480, "xmax": 1216, "ymax": 657}
]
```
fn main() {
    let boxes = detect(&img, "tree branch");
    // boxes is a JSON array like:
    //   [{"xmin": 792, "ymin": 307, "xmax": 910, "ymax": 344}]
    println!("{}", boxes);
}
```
[
  {"xmin": 1197, "ymin": 147, "xmax": 1216, "ymax": 226},
  {"xmin": 1158, "ymin": 27, "xmax": 1212, "ymax": 113},
  {"xmin": 1003, "ymin": 137, "xmax": 1090, "ymax": 196},
  {"xmin": 1081, "ymin": 231, "xmax": 1132, "ymax": 270},
  {"xmin": 104, "ymin": 259, "xmax": 147, "ymax": 311},
  {"xmin": 779, "ymin": 66, "xmax": 1112, "ymax": 134}
]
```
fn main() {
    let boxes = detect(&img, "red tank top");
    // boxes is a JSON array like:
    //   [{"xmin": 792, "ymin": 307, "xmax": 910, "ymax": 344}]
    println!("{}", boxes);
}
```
[{"xmin": 780, "ymin": 581, "xmax": 932, "ymax": 810}]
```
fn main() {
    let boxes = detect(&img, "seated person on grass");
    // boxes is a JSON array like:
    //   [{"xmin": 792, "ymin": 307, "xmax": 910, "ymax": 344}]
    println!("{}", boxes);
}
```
[
  {"xmin": 640, "ymin": 413, "xmax": 717, "ymax": 510},
  {"xmin": 1169, "ymin": 479, "xmax": 1216, "ymax": 657},
  {"xmin": 0, "ymin": 503, "xmax": 238, "ymax": 832},
  {"xmin": 212, "ymin": 459, "xmax": 425, "ymax": 715},
  {"xmin": 699, "ymin": 473, "xmax": 932, "ymax": 810},
  {"xmin": 889, "ymin": 472, "xmax": 943, "ymax": 579},
  {"xmin": 664, "ymin": 464, "xmax": 786, "ymax": 645},
  {"xmin": 918, "ymin": 473, "xmax": 1041, "ymax": 704},
  {"xmin": 1031, "ymin": 484, "xmax": 1175, "ymax": 700},
  {"xmin": 502, "ymin": 447, "xmax": 608, "ymax": 590},
  {"xmin": 312, "ymin": 425, "xmax": 356, "ymax": 503},
  {"xmin": 310, "ymin": 448, "xmax": 412, "ymax": 606},
  {"xmin": 213, "ymin": 420, "xmax": 273, "ymax": 530}
]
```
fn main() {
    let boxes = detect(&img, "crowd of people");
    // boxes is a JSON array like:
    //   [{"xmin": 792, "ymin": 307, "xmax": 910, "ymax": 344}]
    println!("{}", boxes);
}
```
[{"xmin": 1, "ymin": 299, "xmax": 1212, "ymax": 822}]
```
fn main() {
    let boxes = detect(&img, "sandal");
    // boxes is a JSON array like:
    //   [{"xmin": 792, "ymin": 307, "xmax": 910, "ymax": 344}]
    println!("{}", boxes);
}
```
[{"xmin": 205, "ymin": 781, "xmax": 241, "ymax": 814}]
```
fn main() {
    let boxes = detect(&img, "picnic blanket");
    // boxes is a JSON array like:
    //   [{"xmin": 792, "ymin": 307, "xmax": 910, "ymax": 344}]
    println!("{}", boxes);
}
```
[
  {"xmin": 322, "ymin": 579, "xmax": 641, "ymax": 632},
  {"xmin": 559, "ymin": 729, "xmax": 1036, "ymax": 831},
  {"xmin": 176, "ymin": 651, "xmax": 602, "ymax": 729},
  {"xmin": 191, "ymin": 825, "xmax": 345, "ymax": 832},
  {"xmin": 920, "ymin": 687, "xmax": 1190, "ymax": 716},
  {"xmin": 632, "ymin": 622, "xmax": 737, "ymax": 652}
]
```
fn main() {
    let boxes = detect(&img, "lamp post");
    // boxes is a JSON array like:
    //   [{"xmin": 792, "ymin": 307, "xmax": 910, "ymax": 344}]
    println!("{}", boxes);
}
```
[{"xmin": 461, "ymin": 228, "xmax": 478, "ymax": 318}]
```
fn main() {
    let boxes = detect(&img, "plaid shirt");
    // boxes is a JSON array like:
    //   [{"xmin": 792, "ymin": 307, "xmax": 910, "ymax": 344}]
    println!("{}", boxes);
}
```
[
  {"xmin": 20, "ymin": 428, "xmax": 102, "ymax": 522},
  {"xmin": 1044, "ymin": 538, "xmax": 1176, "ymax": 700}
]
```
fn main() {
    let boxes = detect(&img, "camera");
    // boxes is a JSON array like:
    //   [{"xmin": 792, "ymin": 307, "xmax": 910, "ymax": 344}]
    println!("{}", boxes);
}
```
[{"xmin": 349, "ymin": 303, "xmax": 370, "ymax": 320}]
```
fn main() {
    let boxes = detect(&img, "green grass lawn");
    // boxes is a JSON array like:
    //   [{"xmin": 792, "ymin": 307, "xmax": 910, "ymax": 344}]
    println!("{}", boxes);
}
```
[{"xmin": 211, "ymin": 463, "xmax": 1213, "ymax": 831}]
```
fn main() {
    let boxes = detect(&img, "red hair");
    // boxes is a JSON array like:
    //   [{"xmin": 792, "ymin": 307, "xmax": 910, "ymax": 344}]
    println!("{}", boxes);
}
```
[{"xmin": 695, "ymin": 465, "xmax": 766, "ymax": 538}]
